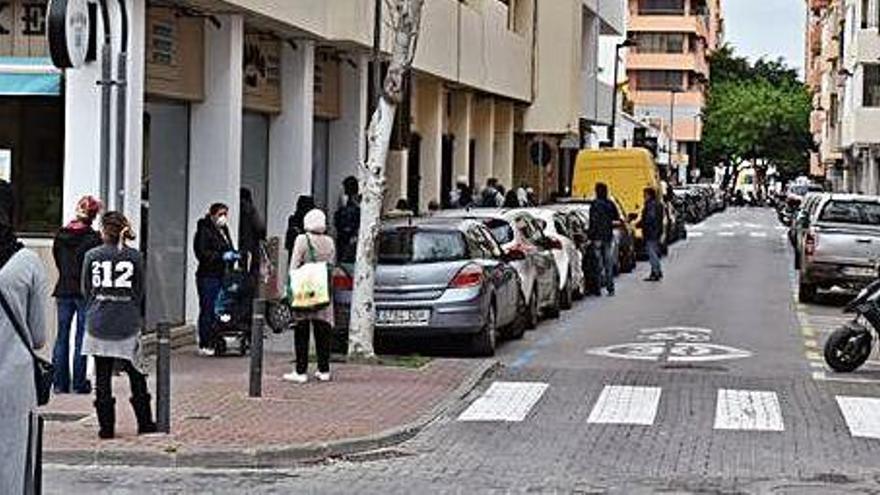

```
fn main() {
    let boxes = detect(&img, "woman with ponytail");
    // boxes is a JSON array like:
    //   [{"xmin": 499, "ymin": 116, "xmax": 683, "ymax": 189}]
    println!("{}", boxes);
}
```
[{"xmin": 81, "ymin": 211, "xmax": 156, "ymax": 439}]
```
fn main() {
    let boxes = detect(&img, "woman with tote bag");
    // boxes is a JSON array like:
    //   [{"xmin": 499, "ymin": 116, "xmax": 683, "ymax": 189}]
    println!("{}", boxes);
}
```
[{"xmin": 283, "ymin": 209, "xmax": 336, "ymax": 384}]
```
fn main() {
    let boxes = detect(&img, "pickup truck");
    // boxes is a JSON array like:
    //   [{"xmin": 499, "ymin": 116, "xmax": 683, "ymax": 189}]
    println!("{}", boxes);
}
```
[{"xmin": 799, "ymin": 194, "xmax": 880, "ymax": 302}]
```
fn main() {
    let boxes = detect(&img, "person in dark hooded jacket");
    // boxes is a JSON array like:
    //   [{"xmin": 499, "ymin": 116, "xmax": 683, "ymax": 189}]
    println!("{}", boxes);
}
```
[
  {"xmin": 239, "ymin": 188, "xmax": 266, "ymax": 328},
  {"xmin": 51, "ymin": 196, "xmax": 102, "ymax": 394},
  {"xmin": 286, "ymin": 195, "xmax": 315, "ymax": 262},
  {"xmin": 193, "ymin": 203, "xmax": 236, "ymax": 355}
]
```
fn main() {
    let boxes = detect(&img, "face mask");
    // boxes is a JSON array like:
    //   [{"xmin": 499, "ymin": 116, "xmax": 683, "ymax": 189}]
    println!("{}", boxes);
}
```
[{"xmin": 215, "ymin": 215, "xmax": 228, "ymax": 227}]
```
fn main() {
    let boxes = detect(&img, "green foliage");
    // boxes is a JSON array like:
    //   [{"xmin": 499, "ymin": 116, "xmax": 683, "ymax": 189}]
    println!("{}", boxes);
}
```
[{"xmin": 700, "ymin": 44, "xmax": 812, "ymax": 183}]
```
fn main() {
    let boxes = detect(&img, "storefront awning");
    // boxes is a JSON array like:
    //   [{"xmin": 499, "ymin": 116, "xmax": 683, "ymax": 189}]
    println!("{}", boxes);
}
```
[{"xmin": 0, "ymin": 58, "xmax": 62, "ymax": 96}]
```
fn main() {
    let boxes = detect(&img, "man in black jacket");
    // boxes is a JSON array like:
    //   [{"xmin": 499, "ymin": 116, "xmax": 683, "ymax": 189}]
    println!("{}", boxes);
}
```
[
  {"xmin": 588, "ymin": 183, "xmax": 621, "ymax": 296},
  {"xmin": 52, "ymin": 196, "xmax": 102, "ymax": 393},
  {"xmin": 638, "ymin": 187, "xmax": 665, "ymax": 281},
  {"xmin": 194, "ymin": 203, "xmax": 236, "ymax": 355},
  {"xmin": 334, "ymin": 176, "xmax": 360, "ymax": 263},
  {"xmin": 239, "ymin": 189, "xmax": 266, "ymax": 329}
]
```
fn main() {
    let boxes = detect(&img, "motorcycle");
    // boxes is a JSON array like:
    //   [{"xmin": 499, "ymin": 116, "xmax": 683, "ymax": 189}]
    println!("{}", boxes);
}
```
[{"xmin": 823, "ymin": 277, "xmax": 880, "ymax": 372}]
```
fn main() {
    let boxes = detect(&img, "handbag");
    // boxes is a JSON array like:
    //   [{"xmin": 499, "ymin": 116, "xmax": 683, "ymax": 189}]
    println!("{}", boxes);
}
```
[
  {"xmin": 0, "ymin": 289, "xmax": 53, "ymax": 406},
  {"xmin": 288, "ymin": 234, "xmax": 331, "ymax": 311}
]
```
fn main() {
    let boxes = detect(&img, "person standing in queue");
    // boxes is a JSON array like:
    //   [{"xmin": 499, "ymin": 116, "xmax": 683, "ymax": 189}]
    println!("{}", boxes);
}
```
[
  {"xmin": 81, "ymin": 211, "xmax": 157, "ymax": 439},
  {"xmin": 51, "ymin": 196, "xmax": 102, "ymax": 394},
  {"xmin": 239, "ymin": 188, "xmax": 266, "ymax": 329},
  {"xmin": 0, "ymin": 181, "xmax": 49, "ymax": 494},
  {"xmin": 638, "ymin": 187, "xmax": 665, "ymax": 282},
  {"xmin": 283, "ymin": 209, "xmax": 336, "ymax": 384},
  {"xmin": 194, "ymin": 203, "xmax": 237, "ymax": 356},
  {"xmin": 334, "ymin": 176, "xmax": 361, "ymax": 263},
  {"xmin": 588, "ymin": 183, "xmax": 621, "ymax": 296},
  {"xmin": 285, "ymin": 195, "xmax": 316, "ymax": 263}
]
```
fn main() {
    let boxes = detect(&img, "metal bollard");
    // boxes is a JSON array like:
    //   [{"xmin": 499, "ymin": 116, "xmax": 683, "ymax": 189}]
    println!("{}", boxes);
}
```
[
  {"xmin": 249, "ymin": 300, "xmax": 265, "ymax": 398},
  {"xmin": 155, "ymin": 322, "xmax": 171, "ymax": 434}
]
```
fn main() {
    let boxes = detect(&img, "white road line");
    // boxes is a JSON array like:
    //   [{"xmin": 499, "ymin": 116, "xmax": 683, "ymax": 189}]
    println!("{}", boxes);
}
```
[
  {"xmin": 836, "ymin": 396, "xmax": 880, "ymax": 439},
  {"xmin": 749, "ymin": 231, "xmax": 768, "ymax": 238},
  {"xmin": 587, "ymin": 385, "xmax": 661, "ymax": 426},
  {"xmin": 458, "ymin": 382, "xmax": 549, "ymax": 422},
  {"xmin": 714, "ymin": 389, "xmax": 784, "ymax": 431},
  {"xmin": 689, "ymin": 232, "xmax": 705, "ymax": 238},
  {"xmin": 718, "ymin": 232, "xmax": 735, "ymax": 237}
]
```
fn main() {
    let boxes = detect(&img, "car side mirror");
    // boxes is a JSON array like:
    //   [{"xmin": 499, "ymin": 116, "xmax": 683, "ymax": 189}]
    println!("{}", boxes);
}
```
[
  {"xmin": 504, "ymin": 247, "xmax": 526, "ymax": 261},
  {"xmin": 627, "ymin": 213, "xmax": 638, "ymax": 222}
]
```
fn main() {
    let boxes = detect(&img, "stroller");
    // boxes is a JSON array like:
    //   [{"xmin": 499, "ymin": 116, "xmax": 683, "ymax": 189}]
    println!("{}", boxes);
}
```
[{"xmin": 212, "ymin": 259, "xmax": 252, "ymax": 356}]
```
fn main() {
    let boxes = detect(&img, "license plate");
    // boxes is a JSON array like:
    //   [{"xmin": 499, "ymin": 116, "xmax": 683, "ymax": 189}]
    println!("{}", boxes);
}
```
[
  {"xmin": 376, "ymin": 309, "xmax": 431, "ymax": 326},
  {"xmin": 842, "ymin": 266, "xmax": 876, "ymax": 277}
]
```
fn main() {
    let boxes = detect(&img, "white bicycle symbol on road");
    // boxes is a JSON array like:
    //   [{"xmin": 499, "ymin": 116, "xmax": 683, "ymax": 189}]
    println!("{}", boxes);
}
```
[{"xmin": 587, "ymin": 327, "xmax": 752, "ymax": 363}]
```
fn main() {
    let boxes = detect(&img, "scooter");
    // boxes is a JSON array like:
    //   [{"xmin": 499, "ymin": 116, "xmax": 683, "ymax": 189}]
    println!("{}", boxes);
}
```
[{"xmin": 823, "ymin": 277, "xmax": 880, "ymax": 372}]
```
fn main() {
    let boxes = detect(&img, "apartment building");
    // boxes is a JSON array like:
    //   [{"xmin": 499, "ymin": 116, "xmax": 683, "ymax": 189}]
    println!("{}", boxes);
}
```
[
  {"xmin": 0, "ymin": 0, "xmax": 625, "ymax": 335},
  {"xmin": 625, "ymin": 0, "xmax": 723, "ymax": 183},
  {"xmin": 807, "ymin": 0, "xmax": 880, "ymax": 193}
]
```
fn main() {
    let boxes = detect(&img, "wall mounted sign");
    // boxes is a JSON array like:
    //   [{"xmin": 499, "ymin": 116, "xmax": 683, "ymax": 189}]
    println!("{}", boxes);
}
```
[
  {"xmin": 243, "ymin": 33, "xmax": 280, "ymax": 114},
  {"xmin": 0, "ymin": 0, "xmax": 50, "ymax": 58},
  {"xmin": 314, "ymin": 49, "xmax": 340, "ymax": 120},
  {"xmin": 145, "ymin": 7, "xmax": 204, "ymax": 101},
  {"xmin": 47, "ymin": 0, "xmax": 89, "ymax": 68}
]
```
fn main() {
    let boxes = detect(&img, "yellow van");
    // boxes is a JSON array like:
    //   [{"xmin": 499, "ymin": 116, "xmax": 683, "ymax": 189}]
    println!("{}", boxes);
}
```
[{"xmin": 572, "ymin": 148, "xmax": 666, "ymax": 249}]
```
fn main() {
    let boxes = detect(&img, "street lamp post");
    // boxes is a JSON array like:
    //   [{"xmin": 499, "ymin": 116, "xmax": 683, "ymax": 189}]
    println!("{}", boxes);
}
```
[
  {"xmin": 609, "ymin": 37, "xmax": 638, "ymax": 147},
  {"xmin": 669, "ymin": 87, "xmax": 682, "ymax": 182}
]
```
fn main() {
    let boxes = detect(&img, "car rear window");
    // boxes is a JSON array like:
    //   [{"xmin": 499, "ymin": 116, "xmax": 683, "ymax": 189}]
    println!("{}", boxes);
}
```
[
  {"xmin": 482, "ymin": 219, "xmax": 514, "ymax": 245},
  {"xmin": 378, "ymin": 229, "xmax": 468, "ymax": 264},
  {"xmin": 819, "ymin": 201, "xmax": 880, "ymax": 225}
]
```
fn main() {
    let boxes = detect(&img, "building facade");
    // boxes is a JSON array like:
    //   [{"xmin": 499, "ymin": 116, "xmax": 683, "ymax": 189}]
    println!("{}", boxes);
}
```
[
  {"xmin": 808, "ymin": 0, "xmax": 880, "ymax": 193},
  {"xmin": 0, "ymin": 0, "xmax": 632, "ymax": 337},
  {"xmin": 625, "ymin": 0, "xmax": 723, "ymax": 183}
]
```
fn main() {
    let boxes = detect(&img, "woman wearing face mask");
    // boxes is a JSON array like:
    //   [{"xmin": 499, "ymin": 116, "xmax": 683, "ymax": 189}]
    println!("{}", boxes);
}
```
[{"xmin": 193, "ymin": 203, "xmax": 236, "ymax": 356}]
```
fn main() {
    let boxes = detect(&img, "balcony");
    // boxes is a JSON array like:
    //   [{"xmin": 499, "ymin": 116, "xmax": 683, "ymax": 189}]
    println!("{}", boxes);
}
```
[
  {"xmin": 629, "ymin": 14, "xmax": 708, "ymax": 39},
  {"xmin": 627, "ymin": 52, "xmax": 709, "ymax": 76},
  {"xmin": 630, "ymin": 90, "xmax": 704, "ymax": 108}
]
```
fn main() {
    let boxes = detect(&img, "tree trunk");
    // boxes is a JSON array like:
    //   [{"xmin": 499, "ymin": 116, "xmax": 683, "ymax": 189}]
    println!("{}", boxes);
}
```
[{"xmin": 348, "ymin": 0, "xmax": 425, "ymax": 359}]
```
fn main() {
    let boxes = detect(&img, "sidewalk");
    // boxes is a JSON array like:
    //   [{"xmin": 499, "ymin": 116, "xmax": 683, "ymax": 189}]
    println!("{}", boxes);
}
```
[{"xmin": 41, "ymin": 347, "xmax": 495, "ymax": 468}]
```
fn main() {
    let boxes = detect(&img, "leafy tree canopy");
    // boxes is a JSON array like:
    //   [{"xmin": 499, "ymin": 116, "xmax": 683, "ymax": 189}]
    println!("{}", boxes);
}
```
[{"xmin": 700, "ymin": 44, "xmax": 811, "ymax": 184}]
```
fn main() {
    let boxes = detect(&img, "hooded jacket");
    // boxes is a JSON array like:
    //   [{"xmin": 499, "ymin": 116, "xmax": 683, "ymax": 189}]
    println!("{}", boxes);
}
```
[
  {"xmin": 52, "ymin": 226, "xmax": 102, "ymax": 297},
  {"xmin": 194, "ymin": 216, "xmax": 234, "ymax": 278}
]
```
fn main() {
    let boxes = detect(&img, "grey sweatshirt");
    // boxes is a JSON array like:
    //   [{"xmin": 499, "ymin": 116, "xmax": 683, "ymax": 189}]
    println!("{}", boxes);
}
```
[{"xmin": 81, "ymin": 244, "xmax": 144, "ymax": 341}]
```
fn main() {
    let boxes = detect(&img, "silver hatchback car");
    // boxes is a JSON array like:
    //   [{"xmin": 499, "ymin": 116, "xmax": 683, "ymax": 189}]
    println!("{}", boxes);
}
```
[{"xmin": 333, "ymin": 218, "xmax": 525, "ymax": 356}]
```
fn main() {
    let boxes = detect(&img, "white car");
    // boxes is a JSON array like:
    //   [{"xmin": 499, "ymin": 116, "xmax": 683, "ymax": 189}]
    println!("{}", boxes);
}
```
[{"xmin": 515, "ymin": 208, "xmax": 586, "ymax": 310}]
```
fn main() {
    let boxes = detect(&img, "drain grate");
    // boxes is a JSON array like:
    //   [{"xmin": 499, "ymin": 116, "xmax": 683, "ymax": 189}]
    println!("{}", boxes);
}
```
[{"xmin": 660, "ymin": 363, "xmax": 729, "ymax": 373}]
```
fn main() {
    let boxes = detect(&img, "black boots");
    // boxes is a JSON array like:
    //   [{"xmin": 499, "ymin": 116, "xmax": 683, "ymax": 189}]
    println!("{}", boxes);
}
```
[
  {"xmin": 94, "ymin": 398, "xmax": 115, "ymax": 439},
  {"xmin": 130, "ymin": 394, "xmax": 158, "ymax": 435}
]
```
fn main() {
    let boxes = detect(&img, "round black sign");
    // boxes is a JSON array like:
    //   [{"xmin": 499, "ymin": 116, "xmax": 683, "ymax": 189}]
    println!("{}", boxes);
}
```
[{"xmin": 48, "ymin": 0, "xmax": 91, "ymax": 69}]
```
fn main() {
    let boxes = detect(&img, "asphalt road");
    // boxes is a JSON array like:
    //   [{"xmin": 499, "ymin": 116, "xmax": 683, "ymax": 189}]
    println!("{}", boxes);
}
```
[{"xmin": 45, "ymin": 208, "xmax": 880, "ymax": 494}]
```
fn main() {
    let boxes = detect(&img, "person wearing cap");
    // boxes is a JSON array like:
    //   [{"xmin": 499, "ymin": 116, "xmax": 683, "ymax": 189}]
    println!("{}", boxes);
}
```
[
  {"xmin": 0, "ymin": 180, "xmax": 50, "ymax": 493},
  {"xmin": 51, "ymin": 196, "xmax": 103, "ymax": 394},
  {"xmin": 284, "ymin": 208, "xmax": 336, "ymax": 384}
]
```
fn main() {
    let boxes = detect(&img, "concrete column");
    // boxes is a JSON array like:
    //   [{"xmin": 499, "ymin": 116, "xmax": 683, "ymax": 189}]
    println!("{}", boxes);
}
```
[
  {"xmin": 493, "ymin": 101, "xmax": 515, "ymax": 189},
  {"xmin": 415, "ymin": 77, "xmax": 443, "ymax": 208},
  {"xmin": 328, "ymin": 53, "xmax": 368, "ymax": 217},
  {"xmin": 185, "ymin": 14, "xmax": 244, "ymax": 323},
  {"xmin": 450, "ymin": 92, "xmax": 473, "ymax": 184},
  {"xmin": 473, "ymin": 96, "xmax": 496, "ymax": 187},
  {"xmin": 385, "ymin": 151, "xmax": 408, "ymax": 211},
  {"xmin": 121, "ymin": 0, "xmax": 146, "ymax": 232}
]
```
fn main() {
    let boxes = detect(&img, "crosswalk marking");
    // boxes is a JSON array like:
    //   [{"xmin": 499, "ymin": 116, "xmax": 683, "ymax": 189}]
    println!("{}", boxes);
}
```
[
  {"xmin": 749, "ymin": 231, "xmax": 768, "ymax": 238},
  {"xmin": 458, "ymin": 382, "xmax": 549, "ymax": 422},
  {"xmin": 836, "ymin": 396, "xmax": 880, "ymax": 439},
  {"xmin": 587, "ymin": 385, "xmax": 661, "ymax": 426},
  {"xmin": 718, "ymin": 232, "xmax": 735, "ymax": 237},
  {"xmin": 714, "ymin": 389, "xmax": 784, "ymax": 431},
  {"xmin": 689, "ymin": 232, "xmax": 705, "ymax": 238}
]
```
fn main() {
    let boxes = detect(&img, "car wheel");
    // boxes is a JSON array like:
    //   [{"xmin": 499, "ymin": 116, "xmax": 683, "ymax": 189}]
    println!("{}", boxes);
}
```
[
  {"xmin": 525, "ymin": 286, "xmax": 539, "ymax": 330},
  {"xmin": 544, "ymin": 274, "xmax": 561, "ymax": 319},
  {"xmin": 508, "ymin": 291, "xmax": 527, "ymax": 340},
  {"xmin": 471, "ymin": 302, "xmax": 497, "ymax": 356},
  {"xmin": 560, "ymin": 276, "xmax": 573, "ymax": 310},
  {"xmin": 799, "ymin": 280, "xmax": 817, "ymax": 303}
]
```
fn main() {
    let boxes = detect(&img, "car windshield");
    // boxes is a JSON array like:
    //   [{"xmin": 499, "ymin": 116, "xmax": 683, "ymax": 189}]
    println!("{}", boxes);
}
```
[
  {"xmin": 819, "ymin": 201, "xmax": 880, "ymax": 225},
  {"xmin": 483, "ymin": 219, "xmax": 514, "ymax": 244},
  {"xmin": 378, "ymin": 229, "xmax": 468, "ymax": 264}
]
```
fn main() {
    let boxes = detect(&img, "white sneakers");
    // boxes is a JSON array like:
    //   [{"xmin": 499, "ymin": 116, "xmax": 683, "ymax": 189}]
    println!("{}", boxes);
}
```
[
  {"xmin": 282, "ymin": 371, "xmax": 308, "ymax": 383},
  {"xmin": 197, "ymin": 348, "xmax": 215, "ymax": 357},
  {"xmin": 281, "ymin": 370, "xmax": 332, "ymax": 383}
]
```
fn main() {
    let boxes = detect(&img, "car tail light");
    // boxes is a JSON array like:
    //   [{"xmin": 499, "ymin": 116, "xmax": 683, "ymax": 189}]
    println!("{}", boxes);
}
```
[
  {"xmin": 805, "ymin": 230, "xmax": 818, "ymax": 258},
  {"xmin": 449, "ymin": 264, "xmax": 484, "ymax": 288},
  {"xmin": 547, "ymin": 237, "xmax": 563, "ymax": 250},
  {"xmin": 332, "ymin": 268, "xmax": 353, "ymax": 290}
]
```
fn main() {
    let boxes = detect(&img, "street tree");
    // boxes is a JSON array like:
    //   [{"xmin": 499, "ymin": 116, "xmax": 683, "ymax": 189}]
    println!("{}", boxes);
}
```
[
  {"xmin": 701, "ymin": 45, "xmax": 811, "ymax": 191},
  {"xmin": 348, "ymin": 0, "xmax": 425, "ymax": 360}
]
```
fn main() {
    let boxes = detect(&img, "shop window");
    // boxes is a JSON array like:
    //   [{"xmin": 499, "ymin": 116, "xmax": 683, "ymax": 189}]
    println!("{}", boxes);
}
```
[
  {"xmin": 864, "ymin": 65, "xmax": 880, "ymax": 107},
  {"xmin": 0, "ymin": 96, "xmax": 63, "ymax": 234}
]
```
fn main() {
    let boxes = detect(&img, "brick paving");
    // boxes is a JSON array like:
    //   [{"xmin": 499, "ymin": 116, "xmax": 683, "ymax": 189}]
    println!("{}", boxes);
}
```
[{"xmin": 42, "ymin": 349, "xmax": 479, "ymax": 458}]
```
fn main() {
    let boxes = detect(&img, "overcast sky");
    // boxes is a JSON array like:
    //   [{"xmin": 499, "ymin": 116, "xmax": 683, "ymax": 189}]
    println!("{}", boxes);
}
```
[{"xmin": 721, "ymin": 0, "xmax": 806, "ymax": 76}]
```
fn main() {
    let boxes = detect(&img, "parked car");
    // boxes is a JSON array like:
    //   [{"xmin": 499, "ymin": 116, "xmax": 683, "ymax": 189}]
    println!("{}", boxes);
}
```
[
  {"xmin": 555, "ymin": 197, "xmax": 638, "ymax": 275},
  {"xmin": 798, "ymin": 194, "xmax": 880, "ymax": 303},
  {"xmin": 544, "ymin": 204, "xmax": 600, "ymax": 295},
  {"xmin": 790, "ymin": 192, "xmax": 827, "ymax": 267},
  {"xmin": 433, "ymin": 209, "xmax": 561, "ymax": 325},
  {"xmin": 520, "ymin": 208, "xmax": 587, "ymax": 309},
  {"xmin": 333, "ymin": 218, "xmax": 525, "ymax": 356}
]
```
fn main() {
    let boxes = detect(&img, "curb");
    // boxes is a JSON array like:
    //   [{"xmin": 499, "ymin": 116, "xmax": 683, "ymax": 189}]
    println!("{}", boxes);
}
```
[{"xmin": 44, "ymin": 359, "xmax": 500, "ymax": 469}]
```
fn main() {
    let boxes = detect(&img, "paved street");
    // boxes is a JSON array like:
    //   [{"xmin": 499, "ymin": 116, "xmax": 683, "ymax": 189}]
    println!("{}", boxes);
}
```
[{"xmin": 45, "ymin": 208, "xmax": 880, "ymax": 494}]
